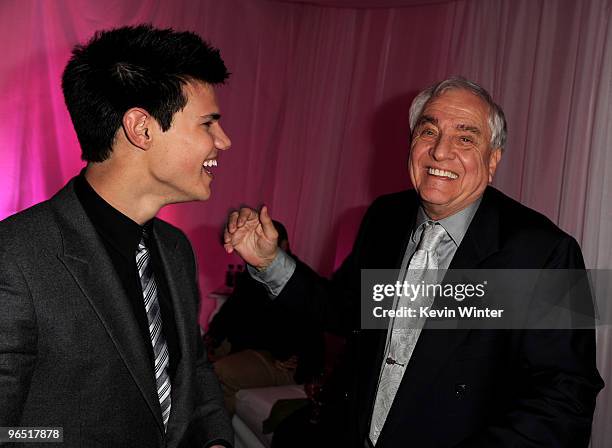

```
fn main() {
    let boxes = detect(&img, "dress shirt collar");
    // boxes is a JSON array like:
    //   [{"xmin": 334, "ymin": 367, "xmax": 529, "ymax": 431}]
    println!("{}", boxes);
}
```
[
  {"xmin": 75, "ymin": 173, "xmax": 150, "ymax": 260},
  {"xmin": 412, "ymin": 197, "xmax": 482, "ymax": 247}
]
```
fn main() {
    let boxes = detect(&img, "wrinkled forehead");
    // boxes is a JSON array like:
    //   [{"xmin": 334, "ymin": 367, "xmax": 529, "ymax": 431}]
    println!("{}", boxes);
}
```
[{"xmin": 420, "ymin": 88, "xmax": 491, "ymax": 132}]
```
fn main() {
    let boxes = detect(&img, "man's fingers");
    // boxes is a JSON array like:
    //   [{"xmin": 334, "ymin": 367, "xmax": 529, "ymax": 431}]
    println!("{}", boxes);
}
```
[
  {"xmin": 227, "ymin": 211, "xmax": 239, "ymax": 233},
  {"xmin": 260, "ymin": 205, "xmax": 278, "ymax": 240},
  {"xmin": 223, "ymin": 229, "xmax": 235, "ymax": 254},
  {"xmin": 237, "ymin": 207, "xmax": 256, "ymax": 227},
  {"xmin": 228, "ymin": 208, "xmax": 255, "ymax": 232}
]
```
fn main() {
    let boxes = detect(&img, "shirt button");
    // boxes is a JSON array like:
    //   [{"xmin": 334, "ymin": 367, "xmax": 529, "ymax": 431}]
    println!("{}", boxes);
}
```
[{"xmin": 455, "ymin": 383, "xmax": 468, "ymax": 399}]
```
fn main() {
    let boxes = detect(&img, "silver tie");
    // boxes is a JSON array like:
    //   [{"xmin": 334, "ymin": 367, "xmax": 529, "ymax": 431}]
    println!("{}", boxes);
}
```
[
  {"xmin": 369, "ymin": 221, "xmax": 446, "ymax": 444},
  {"xmin": 136, "ymin": 235, "xmax": 172, "ymax": 430}
]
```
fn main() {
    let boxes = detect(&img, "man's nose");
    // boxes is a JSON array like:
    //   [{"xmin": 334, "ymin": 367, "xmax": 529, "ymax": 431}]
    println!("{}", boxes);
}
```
[
  {"xmin": 214, "ymin": 125, "xmax": 231, "ymax": 151},
  {"xmin": 430, "ymin": 134, "xmax": 454, "ymax": 161}
]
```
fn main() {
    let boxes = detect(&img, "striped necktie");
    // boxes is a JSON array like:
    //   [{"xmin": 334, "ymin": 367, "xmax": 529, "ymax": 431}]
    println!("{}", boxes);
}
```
[
  {"xmin": 369, "ymin": 221, "xmax": 447, "ymax": 444},
  {"xmin": 136, "ymin": 233, "xmax": 172, "ymax": 430}
]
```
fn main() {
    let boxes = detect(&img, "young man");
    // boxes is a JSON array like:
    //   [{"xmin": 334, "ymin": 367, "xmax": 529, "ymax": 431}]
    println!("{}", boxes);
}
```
[{"xmin": 0, "ymin": 25, "xmax": 232, "ymax": 448}]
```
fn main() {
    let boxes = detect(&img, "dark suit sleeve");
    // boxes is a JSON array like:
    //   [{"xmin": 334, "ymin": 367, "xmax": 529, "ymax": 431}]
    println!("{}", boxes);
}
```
[
  {"xmin": 0, "ymin": 237, "xmax": 38, "ymax": 425},
  {"xmin": 455, "ymin": 236, "xmax": 603, "ymax": 448},
  {"xmin": 178, "ymin": 235, "xmax": 233, "ymax": 448},
  {"xmin": 273, "ymin": 199, "xmax": 380, "ymax": 335}
]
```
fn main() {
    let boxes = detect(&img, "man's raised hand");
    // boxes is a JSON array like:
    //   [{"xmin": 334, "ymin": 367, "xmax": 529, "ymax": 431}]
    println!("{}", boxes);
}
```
[{"xmin": 223, "ymin": 205, "xmax": 279, "ymax": 269}]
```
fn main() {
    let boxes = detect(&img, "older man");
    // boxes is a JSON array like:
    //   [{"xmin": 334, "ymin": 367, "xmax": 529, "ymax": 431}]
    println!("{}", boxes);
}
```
[{"xmin": 223, "ymin": 77, "xmax": 603, "ymax": 447}]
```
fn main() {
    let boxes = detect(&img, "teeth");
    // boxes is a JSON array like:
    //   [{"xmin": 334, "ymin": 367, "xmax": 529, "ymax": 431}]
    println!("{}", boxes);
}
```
[
  {"xmin": 428, "ymin": 167, "xmax": 458, "ymax": 179},
  {"xmin": 203, "ymin": 160, "xmax": 217, "ymax": 168}
]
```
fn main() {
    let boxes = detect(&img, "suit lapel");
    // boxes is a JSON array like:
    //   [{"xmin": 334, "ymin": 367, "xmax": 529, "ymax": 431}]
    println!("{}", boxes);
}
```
[
  {"xmin": 448, "ymin": 188, "xmax": 500, "ymax": 270},
  {"xmin": 51, "ymin": 181, "xmax": 164, "ymax": 433}
]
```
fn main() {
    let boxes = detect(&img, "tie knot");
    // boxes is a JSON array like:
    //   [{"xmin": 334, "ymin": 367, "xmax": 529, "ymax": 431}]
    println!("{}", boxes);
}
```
[
  {"xmin": 137, "ymin": 236, "xmax": 147, "ymax": 253},
  {"xmin": 138, "ymin": 227, "xmax": 151, "ymax": 252},
  {"xmin": 417, "ymin": 221, "xmax": 446, "ymax": 252}
]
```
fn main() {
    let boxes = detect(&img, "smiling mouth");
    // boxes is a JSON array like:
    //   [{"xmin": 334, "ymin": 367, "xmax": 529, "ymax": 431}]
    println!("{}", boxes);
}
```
[
  {"xmin": 427, "ymin": 167, "xmax": 458, "ymax": 179},
  {"xmin": 203, "ymin": 159, "xmax": 217, "ymax": 178}
]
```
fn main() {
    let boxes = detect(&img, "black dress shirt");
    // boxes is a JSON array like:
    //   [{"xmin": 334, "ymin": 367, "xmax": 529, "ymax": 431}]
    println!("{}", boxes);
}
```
[{"xmin": 74, "ymin": 174, "xmax": 180, "ymax": 377}]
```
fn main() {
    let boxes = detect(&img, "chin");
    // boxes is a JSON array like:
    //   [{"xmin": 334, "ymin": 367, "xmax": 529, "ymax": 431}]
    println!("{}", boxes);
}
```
[
  {"xmin": 191, "ymin": 180, "xmax": 212, "ymax": 201},
  {"xmin": 176, "ymin": 188, "xmax": 211, "ymax": 203},
  {"xmin": 418, "ymin": 188, "xmax": 455, "ymax": 207},
  {"xmin": 194, "ymin": 190, "xmax": 211, "ymax": 201}
]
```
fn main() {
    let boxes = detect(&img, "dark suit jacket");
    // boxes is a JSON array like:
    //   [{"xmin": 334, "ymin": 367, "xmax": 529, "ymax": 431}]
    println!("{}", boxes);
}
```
[
  {"xmin": 0, "ymin": 179, "xmax": 232, "ymax": 447},
  {"xmin": 276, "ymin": 186, "xmax": 603, "ymax": 447}
]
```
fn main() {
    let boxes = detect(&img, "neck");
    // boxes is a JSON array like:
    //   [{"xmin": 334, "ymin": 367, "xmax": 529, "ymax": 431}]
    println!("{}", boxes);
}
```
[
  {"xmin": 84, "ymin": 163, "xmax": 162, "ymax": 225},
  {"xmin": 422, "ymin": 205, "xmax": 457, "ymax": 221},
  {"xmin": 422, "ymin": 200, "xmax": 480, "ymax": 222}
]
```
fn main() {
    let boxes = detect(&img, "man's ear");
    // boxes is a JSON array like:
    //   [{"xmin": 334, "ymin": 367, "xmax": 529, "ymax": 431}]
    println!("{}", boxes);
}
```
[
  {"xmin": 488, "ymin": 147, "xmax": 503, "ymax": 183},
  {"xmin": 122, "ymin": 108, "xmax": 152, "ymax": 150}
]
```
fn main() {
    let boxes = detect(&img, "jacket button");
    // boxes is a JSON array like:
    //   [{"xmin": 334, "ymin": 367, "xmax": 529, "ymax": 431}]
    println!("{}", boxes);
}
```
[{"xmin": 455, "ymin": 383, "xmax": 468, "ymax": 399}]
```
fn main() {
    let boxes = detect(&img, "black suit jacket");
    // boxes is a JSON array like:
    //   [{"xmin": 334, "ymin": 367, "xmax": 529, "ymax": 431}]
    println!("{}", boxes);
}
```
[
  {"xmin": 0, "ymin": 179, "xmax": 232, "ymax": 447},
  {"xmin": 277, "ymin": 187, "xmax": 603, "ymax": 447}
]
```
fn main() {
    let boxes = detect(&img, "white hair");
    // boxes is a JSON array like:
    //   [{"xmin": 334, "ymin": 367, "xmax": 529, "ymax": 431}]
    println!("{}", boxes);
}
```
[{"xmin": 408, "ymin": 77, "xmax": 507, "ymax": 150}]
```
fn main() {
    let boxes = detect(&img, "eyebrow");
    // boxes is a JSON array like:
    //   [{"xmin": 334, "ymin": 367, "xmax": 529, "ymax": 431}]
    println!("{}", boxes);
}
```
[
  {"xmin": 417, "ymin": 115, "xmax": 481, "ymax": 135},
  {"xmin": 456, "ymin": 124, "xmax": 481, "ymax": 135},
  {"xmin": 201, "ymin": 113, "xmax": 221, "ymax": 121},
  {"xmin": 416, "ymin": 115, "xmax": 437, "ymax": 127}
]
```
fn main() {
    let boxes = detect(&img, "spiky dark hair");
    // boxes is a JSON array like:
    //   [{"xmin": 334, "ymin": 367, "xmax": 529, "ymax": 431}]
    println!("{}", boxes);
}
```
[{"xmin": 62, "ymin": 24, "xmax": 230, "ymax": 162}]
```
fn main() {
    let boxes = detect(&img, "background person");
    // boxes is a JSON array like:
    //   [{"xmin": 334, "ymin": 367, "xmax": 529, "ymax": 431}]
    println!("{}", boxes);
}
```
[{"xmin": 206, "ymin": 220, "xmax": 325, "ymax": 414}]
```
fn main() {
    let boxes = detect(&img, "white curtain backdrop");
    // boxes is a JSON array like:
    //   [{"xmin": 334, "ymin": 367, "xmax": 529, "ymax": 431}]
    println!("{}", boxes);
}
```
[{"xmin": 1, "ymin": 0, "xmax": 610, "ymax": 443}]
